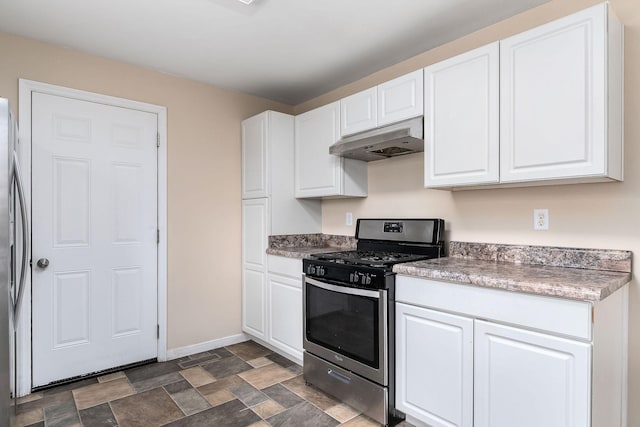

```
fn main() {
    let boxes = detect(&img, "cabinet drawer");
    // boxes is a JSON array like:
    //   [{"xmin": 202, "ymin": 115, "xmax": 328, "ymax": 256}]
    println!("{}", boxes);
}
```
[
  {"xmin": 396, "ymin": 276, "xmax": 592, "ymax": 340},
  {"xmin": 268, "ymin": 255, "xmax": 302, "ymax": 281}
]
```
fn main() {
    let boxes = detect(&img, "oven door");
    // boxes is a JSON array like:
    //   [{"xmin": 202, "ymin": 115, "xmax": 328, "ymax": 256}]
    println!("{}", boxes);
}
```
[{"xmin": 303, "ymin": 276, "xmax": 387, "ymax": 386}]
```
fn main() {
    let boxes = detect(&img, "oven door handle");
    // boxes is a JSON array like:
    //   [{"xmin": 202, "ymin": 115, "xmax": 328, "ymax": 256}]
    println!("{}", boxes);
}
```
[{"xmin": 304, "ymin": 276, "xmax": 382, "ymax": 299}]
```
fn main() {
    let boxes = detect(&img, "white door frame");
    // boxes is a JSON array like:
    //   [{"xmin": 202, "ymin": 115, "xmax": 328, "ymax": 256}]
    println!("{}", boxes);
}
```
[{"xmin": 17, "ymin": 79, "xmax": 168, "ymax": 397}]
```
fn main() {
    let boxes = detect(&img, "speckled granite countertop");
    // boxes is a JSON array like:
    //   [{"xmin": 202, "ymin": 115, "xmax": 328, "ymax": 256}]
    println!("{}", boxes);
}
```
[
  {"xmin": 394, "ymin": 242, "xmax": 632, "ymax": 301},
  {"xmin": 266, "ymin": 234, "xmax": 356, "ymax": 259}
]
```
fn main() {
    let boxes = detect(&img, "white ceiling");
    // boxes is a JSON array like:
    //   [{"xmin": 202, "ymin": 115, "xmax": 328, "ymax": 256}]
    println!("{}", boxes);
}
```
[{"xmin": 0, "ymin": 0, "xmax": 550, "ymax": 105}]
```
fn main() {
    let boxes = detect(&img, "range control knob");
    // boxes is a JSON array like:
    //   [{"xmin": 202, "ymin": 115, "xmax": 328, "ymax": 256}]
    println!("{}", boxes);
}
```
[
  {"xmin": 307, "ymin": 265, "xmax": 316, "ymax": 275},
  {"xmin": 349, "ymin": 272, "xmax": 358, "ymax": 283},
  {"xmin": 361, "ymin": 274, "xmax": 369, "ymax": 285},
  {"xmin": 317, "ymin": 266, "xmax": 325, "ymax": 277}
]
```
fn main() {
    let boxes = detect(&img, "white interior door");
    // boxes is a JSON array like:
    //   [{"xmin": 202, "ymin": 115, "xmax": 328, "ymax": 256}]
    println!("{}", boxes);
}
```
[{"xmin": 31, "ymin": 92, "xmax": 158, "ymax": 387}]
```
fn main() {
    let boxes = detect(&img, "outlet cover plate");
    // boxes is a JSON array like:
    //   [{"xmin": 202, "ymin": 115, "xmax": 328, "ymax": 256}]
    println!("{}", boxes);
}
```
[{"xmin": 533, "ymin": 209, "xmax": 549, "ymax": 230}]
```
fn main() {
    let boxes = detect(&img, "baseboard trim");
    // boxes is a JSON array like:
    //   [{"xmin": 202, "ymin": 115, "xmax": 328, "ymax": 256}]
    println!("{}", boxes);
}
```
[{"xmin": 166, "ymin": 333, "xmax": 249, "ymax": 360}]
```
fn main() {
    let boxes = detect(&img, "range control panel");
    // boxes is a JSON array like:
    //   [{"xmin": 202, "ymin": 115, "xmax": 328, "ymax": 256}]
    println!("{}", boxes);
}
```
[{"xmin": 303, "ymin": 261, "xmax": 386, "ymax": 290}]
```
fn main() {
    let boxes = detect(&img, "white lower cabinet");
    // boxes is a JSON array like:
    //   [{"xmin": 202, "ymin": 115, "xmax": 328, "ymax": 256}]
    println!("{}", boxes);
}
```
[
  {"xmin": 396, "ymin": 303, "xmax": 473, "ymax": 427},
  {"xmin": 244, "ymin": 254, "xmax": 304, "ymax": 364},
  {"xmin": 241, "ymin": 199, "xmax": 269, "ymax": 340},
  {"xmin": 268, "ymin": 272, "xmax": 303, "ymax": 361},
  {"xmin": 396, "ymin": 276, "xmax": 628, "ymax": 427},
  {"xmin": 243, "ymin": 269, "xmax": 267, "ymax": 339},
  {"xmin": 474, "ymin": 320, "xmax": 591, "ymax": 427},
  {"xmin": 264, "ymin": 256, "xmax": 303, "ymax": 363}
]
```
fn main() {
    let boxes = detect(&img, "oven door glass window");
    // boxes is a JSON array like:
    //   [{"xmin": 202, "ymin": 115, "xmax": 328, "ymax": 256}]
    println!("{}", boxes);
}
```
[{"xmin": 305, "ymin": 282, "xmax": 380, "ymax": 369}]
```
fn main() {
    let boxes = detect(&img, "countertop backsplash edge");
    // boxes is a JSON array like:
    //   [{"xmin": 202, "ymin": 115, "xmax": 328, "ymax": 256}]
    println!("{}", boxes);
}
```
[{"xmin": 448, "ymin": 241, "xmax": 632, "ymax": 273}]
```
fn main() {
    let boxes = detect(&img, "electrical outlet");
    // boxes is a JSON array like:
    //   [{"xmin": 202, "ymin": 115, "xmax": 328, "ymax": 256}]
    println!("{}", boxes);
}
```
[
  {"xmin": 346, "ymin": 212, "xmax": 353, "ymax": 226},
  {"xmin": 533, "ymin": 209, "xmax": 549, "ymax": 231}
]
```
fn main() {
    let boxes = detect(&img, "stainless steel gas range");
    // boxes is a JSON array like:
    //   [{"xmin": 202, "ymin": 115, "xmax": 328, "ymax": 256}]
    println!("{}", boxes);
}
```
[{"xmin": 302, "ymin": 218, "xmax": 444, "ymax": 426}]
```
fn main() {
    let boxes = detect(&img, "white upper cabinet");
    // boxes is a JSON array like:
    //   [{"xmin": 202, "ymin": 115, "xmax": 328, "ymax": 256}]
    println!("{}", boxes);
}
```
[
  {"xmin": 500, "ymin": 3, "xmax": 623, "ymax": 184},
  {"xmin": 242, "ymin": 113, "xmax": 268, "ymax": 198},
  {"xmin": 340, "ymin": 87, "xmax": 377, "ymax": 136},
  {"xmin": 424, "ymin": 43, "xmax": 500, "ymax": 188},
  {"xmin": 241, "ymin": 110, "xmax": 321, "ymax": 231},
  {"xmin": 378, "ymin": 69, "xmax": 424, "ymax": 126},
  {"xmin": 340, "ymin": 70, "xmax": 424, "ymax": 137},
  {"xmin": 295, "ymin": 102, "xmax": 368, "ymax": 198},
  {"xmin": 424, "ymin": 3, "xmax": 623, "ymax": 190}
]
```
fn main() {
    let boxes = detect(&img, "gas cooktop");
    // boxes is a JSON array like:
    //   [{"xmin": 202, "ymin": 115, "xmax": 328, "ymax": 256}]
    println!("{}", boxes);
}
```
[
  {"xmin": 304, "ymin": 219, "xmax": 445, "ymax": 289},
  {"xmin": 309, "ymin": 250, "xmax": 433, "ymax": 269}
]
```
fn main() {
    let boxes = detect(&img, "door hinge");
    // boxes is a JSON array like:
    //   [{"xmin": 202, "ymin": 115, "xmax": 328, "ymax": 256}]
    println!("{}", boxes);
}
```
[
  {"xmin": 157, "ymin": 229, "xmax": 160, "ymax": 244},
  {"xmin": 157, "ymin": 324, "xmax": 160, "ymax": 339},
  {"xmin": 156, "ymin": 133, "xmax": 160, "ymax": 148}
]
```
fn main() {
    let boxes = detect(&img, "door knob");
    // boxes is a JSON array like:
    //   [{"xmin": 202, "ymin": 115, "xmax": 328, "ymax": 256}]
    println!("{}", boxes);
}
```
[{"xmin": 36, "ymin": 258, "xmax": 50, "ymax": 269}]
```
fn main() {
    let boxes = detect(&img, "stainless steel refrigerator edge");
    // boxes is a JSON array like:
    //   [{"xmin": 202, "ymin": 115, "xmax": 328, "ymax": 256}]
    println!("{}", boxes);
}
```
[
  {"xmin": 0, "ymin": 98, "xmax": 13, "ymax": 425},
  {"xmin": 1, "ymin": 98, "xmax": 29, "ymax": 426}
]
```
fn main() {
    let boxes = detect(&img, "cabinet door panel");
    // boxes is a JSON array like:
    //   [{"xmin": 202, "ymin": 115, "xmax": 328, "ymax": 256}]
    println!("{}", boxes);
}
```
[
  {"xmin": 424, "ymin": 43, "xmax": 499, "ymax": 188},
  {"xmin": 474, "ymin": 320, "xmax": 591, "ymax": 427},
  {"xmin": 341, "ymin": 87, "xmax": 377, "ymax": 136},
  {"xmin": 241, "ymin": 199, "xmax": 268, "ymax": 339},
  {"xmin": 268, "ymin": 275, "xmax": 303, "ymax": 360},
  {"xmin": 396, "ymin": 303, "xmax": 473, "ymax": 427},
  {"xmin": 241, "ymin": 199, "xmax": 269, "ymax": 271},
  {"xmin": 241, "ymin": 113, "xmax": 268, "ymax": 198},
  {"xmin": 500, "ymin": 4, "xmax": 606, "ymax": 182},
  {"xmin": 243, "ymin": 269, "xmax": 266, "ymax": 338},
  {"xmin": 294, "ymin": 102, "xmax": 342, "ymax": 197},
  {"xmin": 378, "ymin": 70, "xmax": 423, "ymax": 126}
]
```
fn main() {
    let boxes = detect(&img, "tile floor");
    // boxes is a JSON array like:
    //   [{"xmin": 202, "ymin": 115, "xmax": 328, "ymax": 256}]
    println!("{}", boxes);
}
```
[{"xmin": 12, "ymin": 340, "xmax": 414, "ymax": 427}]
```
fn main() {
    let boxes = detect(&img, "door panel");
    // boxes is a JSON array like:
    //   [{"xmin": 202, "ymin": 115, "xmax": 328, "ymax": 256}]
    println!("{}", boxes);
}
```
[
  {"xmin": 243, "ymin": 269, "xmax": 266, "ymax": 338},
  {"xmin": 53, "ymin": 157, "xmax": 91, "ymax": 246},
  {"xmin": 396, "ymin": 303, "xmax": 473, "ymax": 427},
  {"xmin": 52, "ymin": 271, "xmax": 91, "ymax": 348},
  {"xmin": 424, "ymin": 43, "xmax": 499, "ymax": 187},
  {"xmin": 112, "ymin": 163, "xmax": 144, "ymax": 244},
  {"xmin": 340, "ymin": 87, "xmax": 377, "ymax": 136},
  {"xmin": 112, "ymin": 267, "xmax": 143, "ymax": 337},
  {"xmin": 241, "ymin": 198, "xmax": 269, "ymax": 339},
  {"xmin": 294, "ymin": 102, "xmax": 342, "ymax": 197},
  {"xmin": 378, "ymin": 70, "xmax": 423, "ymax": 126},
  {"xmin": 32, "ymin": 92, "xmax": 158, "ymax": 387},
  {"xmin": 500, "ymin": 4, "xmax": 606, "ymax": 182},
  {"xmin": 241, "ymin": 113, "xmax": 268, "ymax": 199},
  {"xmin": 474, "ymin": 320, "xmax": 591, "ymax": 427},
  {"xmin": 268, "ymin": 275, "xmax": 302, "ymax": 360}
]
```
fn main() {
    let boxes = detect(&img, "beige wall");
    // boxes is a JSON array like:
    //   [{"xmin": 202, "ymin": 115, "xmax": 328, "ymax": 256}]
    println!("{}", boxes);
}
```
[
  {"xmin": 297, "ymin": 0, "xmax": 640, "ymax": 423},
  {"xmin": 0, "ymin": 32, "xmax": 292, "ymax": 349}
]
